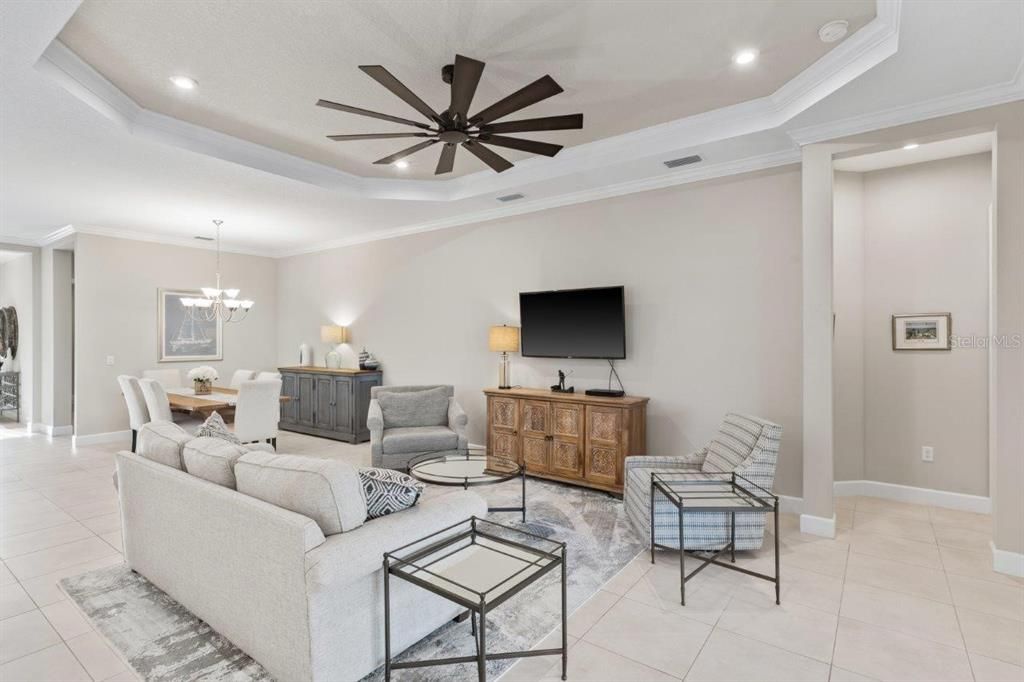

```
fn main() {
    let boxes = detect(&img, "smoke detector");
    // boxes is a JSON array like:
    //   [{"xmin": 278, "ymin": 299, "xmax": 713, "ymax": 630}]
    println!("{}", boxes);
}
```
[{"xmin": 819, "ymin": 20, "xmax": 849, "ymax": 43}]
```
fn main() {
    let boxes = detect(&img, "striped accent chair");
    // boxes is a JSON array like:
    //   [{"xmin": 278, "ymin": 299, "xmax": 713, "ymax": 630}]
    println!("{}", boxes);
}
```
[{"xmin": 623, "ymin": 413, "xmax": 782, "ymax": 551}]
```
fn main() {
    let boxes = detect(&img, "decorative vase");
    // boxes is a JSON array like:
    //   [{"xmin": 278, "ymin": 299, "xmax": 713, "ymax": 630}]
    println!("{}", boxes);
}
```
[
  {"xmin": 358, "ymin": 347, "xmax": 370, "ymax": 370},
  {"xmin": 363, "ymin": 354, "xmax": 380, "ymax": 370},
  {"xmin": 325, "ymin": 350, "xmax": 342, "ymax": 369},
  {"xmin": 299, "ymin": 343, "xmax": 313, "ymax": 367},
  {"xmin": 194, "ymin": 379, "xmax": 212, "ymax": 395}
]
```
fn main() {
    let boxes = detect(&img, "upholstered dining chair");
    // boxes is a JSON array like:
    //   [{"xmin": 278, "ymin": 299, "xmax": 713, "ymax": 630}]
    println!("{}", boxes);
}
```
[
  {"xmin": 367, "ymin": 385, "xmax": 468, "ymax": 470},
  {"xmin": 623, "ymin": 413, "xmax": 782, "ymax": 552},
  {"xmin": 139, "ymin": 378, "xmax": 174, "ymax": 422},
  {"xmin": 229, "ymin": 369, "xmax": 255, "ymax": 389},
  {"xmin": 117, "ymin": 375, "xmax": 150, "ymax": 452},
  {"xmin": 232, "ymin": 379, "xmax": 282, "ymax": 448},
  {"xmin": 255, "ymin": 371, "xmax": 281, "ymax": 382},
  {"xmin": 142, "ymin": 368, "xmax": 182, "ymax": 389}
]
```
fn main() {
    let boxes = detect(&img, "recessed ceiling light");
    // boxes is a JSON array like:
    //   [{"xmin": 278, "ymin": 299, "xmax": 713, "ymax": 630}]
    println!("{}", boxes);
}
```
[
  {"xmin": 819, "ymin": 19, "xmax": 850, "ymax": 43},
  {"xmin": 732, "ymin": 49, "xmax": 758, "ymax": 66},
  {"xmin": 394, "ymin": 160, "xmax": 409, "ymax": 169},
  {"xmin": 903, "ymin": 143, "xmax": 920, "ymax": 150},
  {"xmin": 169, "ymin": 76, "xmax": 198, "ymax": 90}
]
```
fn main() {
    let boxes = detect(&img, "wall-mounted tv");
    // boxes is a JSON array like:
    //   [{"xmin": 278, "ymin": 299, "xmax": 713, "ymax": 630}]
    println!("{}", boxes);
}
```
[{"xmin": 519, "ymin": 286, "xmax": 626, "ymax": 359}]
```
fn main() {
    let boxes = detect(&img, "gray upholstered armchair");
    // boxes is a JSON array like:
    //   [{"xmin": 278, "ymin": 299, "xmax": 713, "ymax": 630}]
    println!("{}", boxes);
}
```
[
  {"xmin": 367, "ymin": 385, "xmax": 468, "ymax": 470},
  {"xmin": 623, "ymin": 413, "xmax": 782, "ymax": 551}
]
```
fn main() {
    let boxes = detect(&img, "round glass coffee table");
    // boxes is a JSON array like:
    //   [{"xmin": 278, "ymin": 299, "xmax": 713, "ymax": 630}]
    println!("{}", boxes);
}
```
[{"xmin": 408, "ymin": 447, "xmax": 526, "ymax": 521}]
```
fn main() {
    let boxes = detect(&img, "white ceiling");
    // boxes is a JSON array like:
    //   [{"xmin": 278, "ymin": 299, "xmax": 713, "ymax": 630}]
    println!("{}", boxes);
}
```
[
  {"xmin": 833, "ymin": 132, "xmax": 993, "ymax": 172},
  {"xmin": 57, "ymin": 0, "xmax": 875, "ymax": 180},
  {"xmin": 1, "ymin": 0, "xmax": 1022, "ymax": 256}
]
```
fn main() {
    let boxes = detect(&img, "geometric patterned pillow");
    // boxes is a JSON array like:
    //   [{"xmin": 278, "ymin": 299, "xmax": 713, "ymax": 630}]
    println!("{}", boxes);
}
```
[
  {"xmin": 358, "ymin": 468, "xmax": 424, "ymax": 519},
  {"xmin": 700, "ymin": 413, "xmax": 762, "ymax": 474},
  {"xmin": 195, "ymin": 411, "xmax": 242, "ymax": 446}
]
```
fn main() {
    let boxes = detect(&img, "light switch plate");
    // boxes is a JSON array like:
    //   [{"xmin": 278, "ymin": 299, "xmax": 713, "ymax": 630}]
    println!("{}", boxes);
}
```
[
  {"xmin": 922, "ymin": 446, "xmax": 934, "ymax": 462},
  {"xmin": 105, "ymin": 356, "xmax": 115, "ymax": 366}
]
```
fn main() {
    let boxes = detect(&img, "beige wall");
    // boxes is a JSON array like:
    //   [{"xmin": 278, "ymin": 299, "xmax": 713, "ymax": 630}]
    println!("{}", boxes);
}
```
[
  {"xmin": 277, "ymin": 167, "xmax": 806, "ymax": 496},
  {"xmin": 0, "ymin": 251, "xmax": 35, "ymax": 423},
  {"xmin": 833, "ymin": 155, "xmax": 992, "ymax": 496},
  {"xmin": 74, "ymin": 233, "xmax": 278, "ymax": 437},
  {"xmin": 832, "ymin": 172, "xmax": 866, "ymax": 482},
  {"xmin": 40, "ymin": 247, "xmax": 73, "ymax": 429}
]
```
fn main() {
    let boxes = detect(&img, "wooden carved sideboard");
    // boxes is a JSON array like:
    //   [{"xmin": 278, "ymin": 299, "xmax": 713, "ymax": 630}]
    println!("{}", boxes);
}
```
[{"xmin": 483, "ymin": 388, "xmax": 648, "ymax": 495}]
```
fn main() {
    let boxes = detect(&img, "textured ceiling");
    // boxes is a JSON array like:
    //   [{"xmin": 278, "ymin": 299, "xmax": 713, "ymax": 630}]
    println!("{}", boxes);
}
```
[{"xmin": 58, "ymin": 0, "xmax": 874, "ymax": 179}]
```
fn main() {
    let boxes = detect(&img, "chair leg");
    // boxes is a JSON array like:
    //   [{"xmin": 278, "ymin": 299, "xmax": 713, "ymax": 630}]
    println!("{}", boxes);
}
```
[{"xmin": 131, "ymin": 429, "xmax": 137, "ymax": 453}]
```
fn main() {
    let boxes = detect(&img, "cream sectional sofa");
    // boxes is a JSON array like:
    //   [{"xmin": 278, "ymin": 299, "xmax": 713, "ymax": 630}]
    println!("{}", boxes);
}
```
[{"xmin": 118, "ymin": 422, "xmax": 486, "ymax": 682}]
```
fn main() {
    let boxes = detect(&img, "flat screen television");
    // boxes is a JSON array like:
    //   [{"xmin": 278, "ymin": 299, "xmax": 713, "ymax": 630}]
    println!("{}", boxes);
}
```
[{"xmin": 519, "ymin": 286, "xmax": 626, "ymax": 359}]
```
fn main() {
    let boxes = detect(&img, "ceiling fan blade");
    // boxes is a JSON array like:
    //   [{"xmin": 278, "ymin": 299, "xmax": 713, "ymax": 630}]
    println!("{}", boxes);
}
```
[
  {"xmin": 435, "ymin": 143, "xmax": 457, "ymax": 175},
  {"xmin": 479, "ymin": 113, "xmax": 583, "ymax": 134},
  {"xmin": 468, "ymin": 75, "xmax": 563, "ymax": 126},
  {"xmin": 373, "ymin": 139, "xmax": 439, "ymax": 165},
  {"xmin": 449, "ymin": 54, "xmax": 485, "ymax": 124},
  {"xmin": 316, "ymin": 99, "xmax": 433, "ymax": 130},
  {"xmin": 477, "ymin": 134, "xmax": 563, "ymax": 157},
  {"xmin": 327, "ymin": 133, "xmax": 431, "ymax": 141},
  {"xmin": 360, "ymin": 65, "xmax": 441, "ymax": 124},
  {"xmin": 462, "ymin": 140, "xmax": 513, "ymax": 173}
]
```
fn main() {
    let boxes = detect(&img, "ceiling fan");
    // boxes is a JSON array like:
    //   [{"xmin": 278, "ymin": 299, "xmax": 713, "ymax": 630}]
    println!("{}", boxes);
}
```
[{"xmin": 316, "ymin": 54, "xmax": 583, "ymax": 175}]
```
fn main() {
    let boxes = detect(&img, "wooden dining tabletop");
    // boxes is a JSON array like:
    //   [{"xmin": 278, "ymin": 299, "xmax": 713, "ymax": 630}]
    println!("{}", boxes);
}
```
[{"xmin": 167, "ymin": 386, "xmax": 291, "ymax": 418}]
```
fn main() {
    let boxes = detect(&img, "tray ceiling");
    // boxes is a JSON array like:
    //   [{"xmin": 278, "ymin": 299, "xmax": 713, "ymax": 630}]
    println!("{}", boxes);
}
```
[{"xmin": 57, "ymin": 0, "xmax": 874, "ymax": 179}]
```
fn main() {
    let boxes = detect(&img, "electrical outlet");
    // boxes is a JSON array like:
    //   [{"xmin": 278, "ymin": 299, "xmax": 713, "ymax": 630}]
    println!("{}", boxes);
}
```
[
  {"xmin": 105, "ymin": 355, "xmax": 115, "ymax": 366},
  {"xmin": 922, "ymin": 446, "xmax": 934, "ymax": 462}
]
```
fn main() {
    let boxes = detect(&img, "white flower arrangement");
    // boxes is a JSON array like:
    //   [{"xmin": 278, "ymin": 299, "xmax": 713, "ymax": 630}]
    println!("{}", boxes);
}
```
[{"xmin": 187, "ymin": 366, "xmax": 219, "ymax": 382}]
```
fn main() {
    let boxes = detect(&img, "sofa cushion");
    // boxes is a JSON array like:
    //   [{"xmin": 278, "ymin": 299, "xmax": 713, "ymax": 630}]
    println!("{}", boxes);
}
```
[
  {"xmin": 136, "ymin": 421, "xmax": 191, "ymax": 470},
  {"xmin": 377, "ymin": 387, "xmax": 449, "ymax": 428},
  {"xmin": 358, "ymin": 468, "xmax": 424, "ymax": 519},
  {"xmin": 235, "ymin": 452, "xmax": 366, "ymax": 535},
  {"xmin": 381, "ymin": 425, "xmax": 458, "ymax": 454},
  {"xmin": 183, "ymin": 437, "xmax": 249, "ymax": 488},
  {"xmin": 701, "ymin": 413, "xmax": 762, "ymax": 474},
  {"xmin": 196, "ymin": 411, "xmax": 241, "ymax": 445}
]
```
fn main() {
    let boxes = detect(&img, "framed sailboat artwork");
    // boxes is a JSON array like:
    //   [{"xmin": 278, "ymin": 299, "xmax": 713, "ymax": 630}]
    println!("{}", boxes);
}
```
[{"xmin": 158, "ymin": 288, "xmax": 223, "ymax": 362}]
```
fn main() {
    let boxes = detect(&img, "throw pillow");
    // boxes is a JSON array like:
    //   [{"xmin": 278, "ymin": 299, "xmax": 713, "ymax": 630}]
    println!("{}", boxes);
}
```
[
  {"xmin": 376, "ymin": 387, "xmax": 449, "ymax": 428},
  {"xmin": 359, "ymin": 468, "xmax": 424, "ymax": 519},
  {"xmin": 196, "ymin": 411, "xmax": 241, "ymax": 445}
]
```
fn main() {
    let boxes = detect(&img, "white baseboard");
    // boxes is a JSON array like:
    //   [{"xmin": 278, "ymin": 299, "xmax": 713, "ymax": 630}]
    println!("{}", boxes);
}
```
[
  {"xmin": 800, "ymin": 513, "xmax": 836, "ymax": 538},
  {"xmin": 32, "ymin": 424, "xmax": 73, "ymax": 437},
  {"xmin": 776, "ymin": 494, "xmax": 804, "ymax": 515},
  {"xmin": 991, "ymin": 541, "xmax": 1024, "ymax": 578},
  {"xmin": 72, "ymin": 430, "xmax": 131, "ymax": 447},
  {"xmin": 834, "ymin": 480, "xmax": 990, "ymax": 514}
]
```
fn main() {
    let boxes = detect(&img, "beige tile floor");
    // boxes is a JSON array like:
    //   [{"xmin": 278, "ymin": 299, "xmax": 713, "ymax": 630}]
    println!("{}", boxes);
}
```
[{"xmin": 2, "ymin": 420, "xmax": 1022, "ymax": 682}]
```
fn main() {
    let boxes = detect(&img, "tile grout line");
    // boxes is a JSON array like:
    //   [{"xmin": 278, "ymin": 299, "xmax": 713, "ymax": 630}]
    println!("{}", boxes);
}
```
[{"xmin": 939, "ymin": 515, "xmax": 979, "ymax": 682}]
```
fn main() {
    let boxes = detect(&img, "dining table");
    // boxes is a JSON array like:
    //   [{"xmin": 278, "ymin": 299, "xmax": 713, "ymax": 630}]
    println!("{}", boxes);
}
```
[{"xmin": 166, "ymin": 385, "xmax": 291, "ymax": 421}]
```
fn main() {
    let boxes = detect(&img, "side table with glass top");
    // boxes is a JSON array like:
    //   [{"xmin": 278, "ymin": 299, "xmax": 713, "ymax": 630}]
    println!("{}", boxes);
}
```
[
  {"xmin": 383, "ymin": 516, "xmax": 568, "ymax": 682},
  {"xmin": 409, "ymin": 447, "xmax": 526, "ymax": 521},
  {"xmin": 649, "ymin": 472, "xmax": 780, "ymax": 606}
]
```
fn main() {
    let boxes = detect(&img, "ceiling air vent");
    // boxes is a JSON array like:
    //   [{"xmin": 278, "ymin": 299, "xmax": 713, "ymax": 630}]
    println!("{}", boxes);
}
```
[
  {"xmin": 496, "ymin": 193, "xmax": 525, "ymax": 202},
  {"xmin": 663, "ymin": 154, "xmax": 702, "ymax": 169}
]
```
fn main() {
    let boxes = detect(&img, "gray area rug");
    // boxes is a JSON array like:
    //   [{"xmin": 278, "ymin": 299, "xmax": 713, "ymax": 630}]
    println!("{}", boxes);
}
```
[{"xmin": 61, "ymin": 478, "xmax": 644, "ymax": 681}]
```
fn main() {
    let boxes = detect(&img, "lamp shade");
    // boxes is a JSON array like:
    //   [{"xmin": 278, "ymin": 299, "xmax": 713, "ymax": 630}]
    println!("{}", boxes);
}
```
[
  {"xmin": 321, "ymin": 325, "xmax": 348, "ymax": 344},
  {"xmin": 488, "ymin": 325, "xmax": 520, "ymax": 353}
]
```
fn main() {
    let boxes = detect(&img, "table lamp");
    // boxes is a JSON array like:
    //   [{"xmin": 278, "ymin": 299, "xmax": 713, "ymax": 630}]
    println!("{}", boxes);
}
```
[
  {"xmin": 488, "ymin": 325, "xmax": 520, "ymax": 389},
  {"xmin": 321, "ymin": 325, "xmax": 348, "ymax": 369}
]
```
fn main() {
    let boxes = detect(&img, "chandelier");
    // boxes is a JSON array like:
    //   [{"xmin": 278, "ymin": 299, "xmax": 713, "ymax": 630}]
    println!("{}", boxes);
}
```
[{"xmin": 180, "ymin": 220, "xmax": 254, "ymax": 323}]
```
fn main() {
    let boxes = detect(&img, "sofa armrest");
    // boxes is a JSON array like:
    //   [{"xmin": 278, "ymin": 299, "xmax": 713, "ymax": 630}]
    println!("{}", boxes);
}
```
[
  {"xmin": 624, "ymin": 448, "xmax": 708, "ymax": 471},
  {"xmin": 304, "ymin": 490, "xmax": 487, "ymax": 590},
  {"xmin": 367, "ymin": 399, "xmax": 384, "ymax": 433},
  {"xmin": 448, "ymin": 398, "xmax": 468, "ymax": 449}
]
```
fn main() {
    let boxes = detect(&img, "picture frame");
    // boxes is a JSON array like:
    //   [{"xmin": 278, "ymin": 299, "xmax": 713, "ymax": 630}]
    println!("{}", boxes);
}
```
[
  {"xmin": 891, "ymin": 313, "xmax": 952, "ymax": 351},
  {"xmin": 158, "ymin": 288, "xmax": 223, "ymax": 362}
]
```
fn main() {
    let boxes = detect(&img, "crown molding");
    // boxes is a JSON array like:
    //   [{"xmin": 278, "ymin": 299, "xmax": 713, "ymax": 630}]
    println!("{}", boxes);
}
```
[
  {"xmin": 35, "ymin": 1, "xmax": 900, "ymax": 203},
  {"xmin": 788, "ymin": 55, "xmax": 1024, "ymax": 145},
  {"xmin": 3, "ymin": 223, "xmax": 278, "ymax": 257},
  {"xmin": 279, "ymin": 147, "xmax": 801, "ymax": 257}
]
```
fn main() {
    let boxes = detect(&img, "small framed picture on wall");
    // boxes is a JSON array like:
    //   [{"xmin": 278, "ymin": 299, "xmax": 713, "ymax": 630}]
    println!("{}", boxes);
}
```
[
  {"xmin": 891, "ymin": 313, "xmax": 952, "ymax": 351},
  {"xmin": 158, "ymin": 288, "xmax": 223, "ymax": 362}
]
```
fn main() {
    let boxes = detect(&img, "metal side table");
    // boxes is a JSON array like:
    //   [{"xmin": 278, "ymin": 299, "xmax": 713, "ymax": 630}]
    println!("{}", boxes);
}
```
[
  {"xmin": 408, "ymin": 448, "xmax": 526, "ymax": 522},
  {"xmin": 383, "ymin": 517, "xmax": 567, "ymax": 681},
  {"xmin": 650, "ymin": 472, "xmax": 779, "ymax": 606}
]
